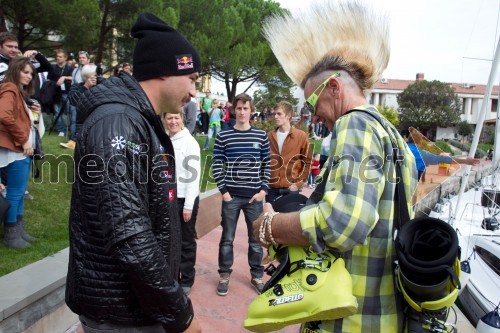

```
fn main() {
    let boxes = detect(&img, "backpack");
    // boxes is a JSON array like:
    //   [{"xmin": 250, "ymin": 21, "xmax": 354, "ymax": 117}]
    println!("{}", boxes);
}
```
[{"xmin": 39, "ymin": 80, "xmax": 60, "ymax": 106}]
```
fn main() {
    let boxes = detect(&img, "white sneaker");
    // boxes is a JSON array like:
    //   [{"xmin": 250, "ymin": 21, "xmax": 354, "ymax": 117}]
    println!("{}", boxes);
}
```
[{"xmin": 58, "ymin": 132, "xmax": 65, "ymax": 137}]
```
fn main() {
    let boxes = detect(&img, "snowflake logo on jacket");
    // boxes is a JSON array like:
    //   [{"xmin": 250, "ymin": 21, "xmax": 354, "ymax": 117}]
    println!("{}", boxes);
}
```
[{"xmin": 111, "ymin": 136, "xmax": 126, "ymax": 150}]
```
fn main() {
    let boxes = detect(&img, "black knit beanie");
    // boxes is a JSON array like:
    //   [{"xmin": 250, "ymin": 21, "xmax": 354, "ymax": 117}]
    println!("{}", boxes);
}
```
[{"xmin": 131, "ymin": 13, "xmax": 201, "ymax": 81}]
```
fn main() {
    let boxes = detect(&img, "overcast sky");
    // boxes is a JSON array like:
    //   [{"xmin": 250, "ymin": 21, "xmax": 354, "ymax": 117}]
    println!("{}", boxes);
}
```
[{"xmin": 278, "ymin": 0, "xmax": 500, "ymax": 85}]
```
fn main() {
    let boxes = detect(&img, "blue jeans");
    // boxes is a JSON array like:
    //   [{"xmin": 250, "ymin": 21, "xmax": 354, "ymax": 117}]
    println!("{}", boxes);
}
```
[
  {"xmin": 308, "ymin": 173, "xmax": 317, "ymax": 186},
  {"xmin": 80, "ymin": 316, "xmax": 164, "ymax": 333},
  {"xmin": 315, "ymin": 123, "xmax": 321, "ymax": 137},
  {"xmin": 69, "ymin": 104, "xmax": 77, "ymax": 141},
  {"xmin": 203, "ymin": 124, "xmax": 220, "ymax": 149},
  {"xmin": 5, "ymin": 157, "xmax": 31, "ymax": 223},
  {"xmin": 219, "ymin": 196, "xmax": 264, "ymax": 278},
  {"xmin": 53, "ymin": 94, "xmax": 68, "ymax": 133}
]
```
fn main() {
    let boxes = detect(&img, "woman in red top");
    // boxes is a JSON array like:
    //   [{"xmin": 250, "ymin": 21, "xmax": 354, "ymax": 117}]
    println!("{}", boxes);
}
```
[{"xmin": 308, "ymin": 153, "xmax": 321, "ymax": 188}]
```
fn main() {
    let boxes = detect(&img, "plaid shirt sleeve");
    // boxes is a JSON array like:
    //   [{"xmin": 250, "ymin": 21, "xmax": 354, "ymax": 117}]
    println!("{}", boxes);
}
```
[{"xmin": 300, "ymin": 112, "xmax": 389, "ymax": 253}]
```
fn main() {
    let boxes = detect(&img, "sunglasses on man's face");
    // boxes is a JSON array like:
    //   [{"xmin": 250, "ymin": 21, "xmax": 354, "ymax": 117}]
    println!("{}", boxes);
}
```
[{"xmin": 305, "ymin": 72, "xmax": 340, "ymax": 115}]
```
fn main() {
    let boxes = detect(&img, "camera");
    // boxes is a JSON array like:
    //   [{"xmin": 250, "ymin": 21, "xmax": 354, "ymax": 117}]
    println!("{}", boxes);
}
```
[
  {"xmin": 26, "ymin": 98, "xmax": 38, "ymax": 107},
  {"xmin": 95, "ymin": 63, "xmax": 106, "ymax": 84},
  {"xmin": 27, "ymin": 99, "xmax": 40, "ymax": 124},
  {"xmin": 96, "ymin": 63, "xmax": 103, "ymax": 76}
]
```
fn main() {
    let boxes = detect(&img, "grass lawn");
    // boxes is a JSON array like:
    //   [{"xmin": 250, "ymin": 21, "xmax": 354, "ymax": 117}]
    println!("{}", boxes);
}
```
[
  {"xmin": 195, "ymin": 135, "xmax": 217, "ymax": 192},
  {"xmin": 0, "ymin": 125, "xmax": 321, "ymax": 277},
  {"xmin": 0, "ymin": 132, "xmax": 73, "ymax": 276}
]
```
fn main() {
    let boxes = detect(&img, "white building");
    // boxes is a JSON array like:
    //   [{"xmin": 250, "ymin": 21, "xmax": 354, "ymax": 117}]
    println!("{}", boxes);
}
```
[{"xmin": 369, "ymin": 73, "xmax": 499, "ymax": 140}]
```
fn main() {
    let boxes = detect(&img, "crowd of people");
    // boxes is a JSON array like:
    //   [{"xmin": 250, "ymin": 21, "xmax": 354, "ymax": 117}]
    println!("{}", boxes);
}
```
[
  {"xmin": 194, "ymin": 92, "xmax": 306, "ymax": 144},
  {"xmin": 0, "ymin": 31, "xmax": 139, "ymax": 250},
  {"xmin": 0, "ymin": 3, "xmax": 489, "ymax": 333}
]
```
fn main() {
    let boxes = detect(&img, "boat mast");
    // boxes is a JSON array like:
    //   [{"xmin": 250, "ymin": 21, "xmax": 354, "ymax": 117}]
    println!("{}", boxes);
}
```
[
  {"xmin": 452, "ymin": 37, "xmax": 500, "ymax": 223},
  {"xmin": 494, "ymin": 83, "xmax": 500, "ymax": 170}
]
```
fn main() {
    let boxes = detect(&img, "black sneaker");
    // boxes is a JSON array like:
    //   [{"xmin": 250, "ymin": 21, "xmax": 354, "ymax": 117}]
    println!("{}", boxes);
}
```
[
  {"xmin": 217, "ymin": 273, "xmax": 230, "ymax": 296},
  {"xmin": 251, "ymin": 276, "xmax": 264, "ymax": 294}
]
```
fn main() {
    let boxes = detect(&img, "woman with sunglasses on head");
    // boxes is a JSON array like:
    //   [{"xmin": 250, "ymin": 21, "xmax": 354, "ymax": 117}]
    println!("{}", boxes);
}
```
[{"xmin": 0, "ymin": 56, "xmax": 43, "ymax": 249}]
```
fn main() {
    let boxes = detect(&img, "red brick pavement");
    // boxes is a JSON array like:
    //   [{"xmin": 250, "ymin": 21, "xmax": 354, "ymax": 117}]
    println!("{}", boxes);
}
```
[{"xmin": 188, "ymin": 187, "xmax": 315, "ymax": 332}]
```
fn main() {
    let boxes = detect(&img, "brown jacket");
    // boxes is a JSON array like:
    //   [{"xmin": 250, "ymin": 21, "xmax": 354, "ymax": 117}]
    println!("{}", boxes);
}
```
[
  {"xmin": 268, "ymin": 126, "xmax": 312, "ymax": 189},
  {"xmin": 0, "ymin": 82, "xmax": 31, "ymax": 153}
]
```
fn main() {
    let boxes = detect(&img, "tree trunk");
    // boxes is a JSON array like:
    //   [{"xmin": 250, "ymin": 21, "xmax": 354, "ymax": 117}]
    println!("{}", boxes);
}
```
[
  {"xmin": 96, "ymin": 1, "xmax": 110, "ymax": 65},
  {"xmin": 229, "ymin": 79, "xmax": 238, "ymax": 102},
  {"xmin": 0, "ymin": 7, "xmax": 7, "ymax": 32}
]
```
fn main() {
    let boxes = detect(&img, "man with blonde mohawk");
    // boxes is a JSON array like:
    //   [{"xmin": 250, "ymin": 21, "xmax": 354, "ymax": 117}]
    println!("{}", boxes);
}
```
[{"xmin": 252, "ymin": 1, "xmax": 418, "ymax": 332}]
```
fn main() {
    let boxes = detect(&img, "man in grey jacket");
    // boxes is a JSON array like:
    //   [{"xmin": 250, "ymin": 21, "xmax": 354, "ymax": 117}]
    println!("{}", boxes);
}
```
[{"xmin": 183, "ymin": 97, "xmax": 198, "ymax": 135}]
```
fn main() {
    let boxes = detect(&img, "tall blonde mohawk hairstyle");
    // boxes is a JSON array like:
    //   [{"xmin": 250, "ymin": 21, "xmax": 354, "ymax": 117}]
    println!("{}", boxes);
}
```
[{"xmin": 263, "ymin": 0, "xmax": 390, "ymax": 93}]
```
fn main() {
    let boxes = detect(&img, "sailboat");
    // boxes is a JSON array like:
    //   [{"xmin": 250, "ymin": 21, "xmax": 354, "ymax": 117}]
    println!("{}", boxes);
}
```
[
  {"xmin": 427, "ymin": 36, "xmax": 500, "ymax": 331},
  {"xmin": 428, "ymin": 175, "xmax": 499, "ymax": 330}
]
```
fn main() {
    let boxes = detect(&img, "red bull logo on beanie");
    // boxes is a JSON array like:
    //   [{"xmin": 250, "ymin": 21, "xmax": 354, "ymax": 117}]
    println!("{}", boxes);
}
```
[{"xmin": 176, "ymin": 54, "xmax": 194, "ymax": 70}]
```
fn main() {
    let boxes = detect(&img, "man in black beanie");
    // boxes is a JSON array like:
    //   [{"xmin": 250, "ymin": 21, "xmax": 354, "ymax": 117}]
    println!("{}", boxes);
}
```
[{"xmin": 65, "ymin": 13, "xmax": 201, "ymax": 333}]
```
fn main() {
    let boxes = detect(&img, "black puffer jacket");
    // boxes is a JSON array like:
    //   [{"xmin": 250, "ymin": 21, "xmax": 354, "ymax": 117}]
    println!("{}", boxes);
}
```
[{"xmin": 65, "ymin": 74, "xmax": 193, "ymax": 332}]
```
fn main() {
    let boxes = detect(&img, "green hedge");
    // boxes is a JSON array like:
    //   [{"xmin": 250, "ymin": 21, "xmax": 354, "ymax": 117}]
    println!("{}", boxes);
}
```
[
  {"xmin": 448, "ymin": 140, "xmax": 486, "ymax": 158},
  {"xmin": 434, "ymin": 141, "xmax": 454, "ymax": 155},
  {"xmin": 478, "ymin": 143, "xmax": 493, "ymax": 153}
]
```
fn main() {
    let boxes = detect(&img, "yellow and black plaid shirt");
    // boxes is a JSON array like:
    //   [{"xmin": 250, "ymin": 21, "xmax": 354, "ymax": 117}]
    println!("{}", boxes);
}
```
[{"xmin": 300, "ymin": 105, "xmax": 418, "ymax": 333}]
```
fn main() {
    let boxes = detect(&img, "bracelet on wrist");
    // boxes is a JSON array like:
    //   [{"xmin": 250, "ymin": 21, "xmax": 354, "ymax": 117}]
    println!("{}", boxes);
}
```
[
  {"xmin": 267, "ymin": 212, "xmax": 279, "ymax": 246},
  {"xmin": 259, "ymin": 211, "xmax": 279, "ymax": 246},
  {"xmin": 259, "ymin": 213, "xmax": 271, "ymax": 245}
]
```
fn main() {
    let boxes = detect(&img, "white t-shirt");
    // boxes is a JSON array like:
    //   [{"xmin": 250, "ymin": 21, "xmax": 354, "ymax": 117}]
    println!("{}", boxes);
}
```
[
  {"xmin": 320, "ymin": 132, "xmax": 332, "ymax": 156},
  {"xmin": 276, "ymin": 130, "xmax": 289, "ymax": 154}
]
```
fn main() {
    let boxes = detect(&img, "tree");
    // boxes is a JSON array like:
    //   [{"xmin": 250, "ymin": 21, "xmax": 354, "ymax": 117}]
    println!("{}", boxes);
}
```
[
  {"xmin": 0, "ymin": 0, "xmax": 100, "ymax": 52},
  {"xmin": 178, "ymin": 0, "xmax": 288, "ymax": 101},
  {"xmin": 397, "ymin": 80, "xmax": 461, "ymax": 132},
  {"xmin": 457, "ymin": 120, "xmax": 473, "ymax": 142},
  {"xmin": 94, "ymin": 0, "xmax": 178, "ymax": 68},
  {"xmin": 377, "ymin": 105, "xmax": 399, "ymax": 126},
  {"xmin": 0, "ymin": 0, "xmax": 175, "ymax": 74},
  {"xmin": 1, "ymin": 0, "xmax": 295, "ymax": 96},
  {"xmin": 252, "ymin": 67, "xmax": 297, "ymax": 111},
  {"xmin": 481, "ymin": 124, "xmax": 495, "ymax": 144}
]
